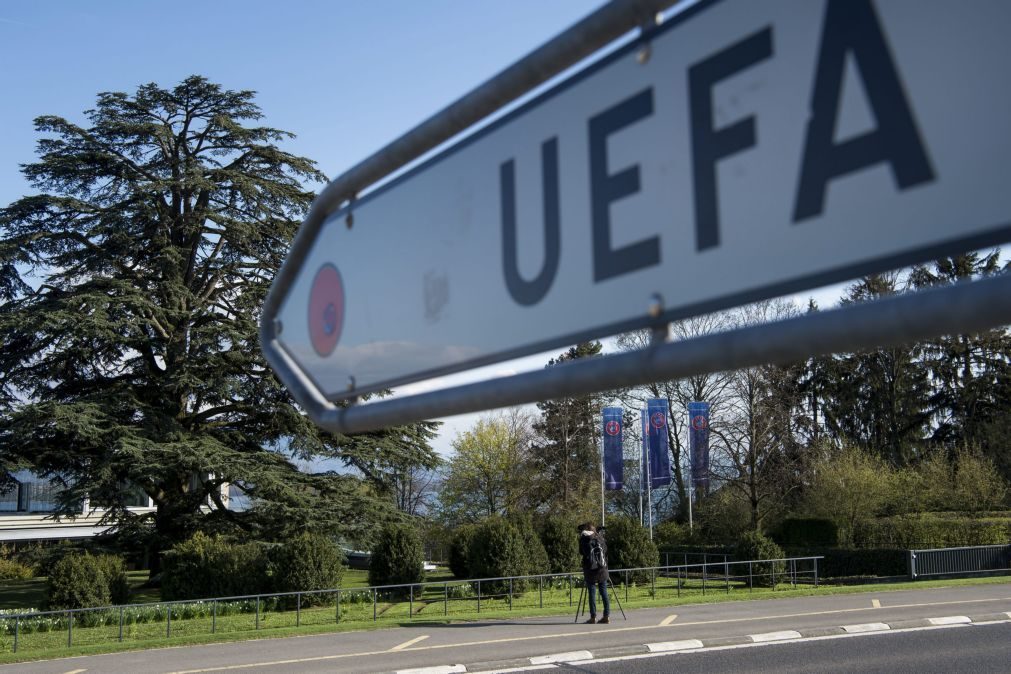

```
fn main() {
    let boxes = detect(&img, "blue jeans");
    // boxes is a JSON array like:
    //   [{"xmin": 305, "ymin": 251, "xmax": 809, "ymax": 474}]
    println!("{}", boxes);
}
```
[{"xmin": 588, "ymin": 579, "xmax": 610, "ymax": 617}]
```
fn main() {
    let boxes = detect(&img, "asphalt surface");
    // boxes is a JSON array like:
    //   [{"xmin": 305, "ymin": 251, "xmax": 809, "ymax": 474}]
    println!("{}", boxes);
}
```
[
  {"xmin": 559, "ymin": 622, "xmax": 1011, "ymax": 673},
  {"xmin": 3, "ymin": 582, "xmax": 1009, "ymax": 673}
]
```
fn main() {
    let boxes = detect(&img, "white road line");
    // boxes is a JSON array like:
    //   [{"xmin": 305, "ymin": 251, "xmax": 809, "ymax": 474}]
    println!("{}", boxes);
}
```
[
  {"xmin": 928, "ymin": 616, "xmax": 971, "ymax": 625},
  {"xmin": 62, "ymin": 670, "xmax": 88, "ymax": 674},
  {"xmin": 391, "ymin": 635, "xmax": 430, "ymax": 651},
  {"xmin": 395, "ymin": 666, "xmax": 466, "ymax": 674},
  {"xmin": 871, "ymin": 599, "xmax": 881, "ymax": 608},
  {"xmin": 749, "ymin": 630, "xmax": 802, "ymax": 643},
  {"xmin": 842, "ymin": 622, "xmax": 890, "ymax": 633},
  {"xmin": 647, "ymin": 639, "xmax": 704, "ymax": 652},
  {"xmin": 529, "ymin": 650, "xmax": 593, "ymax": 665},
  {"xmin": 659, "ymin": 614, "xmax": 678, "ymax": 626}
]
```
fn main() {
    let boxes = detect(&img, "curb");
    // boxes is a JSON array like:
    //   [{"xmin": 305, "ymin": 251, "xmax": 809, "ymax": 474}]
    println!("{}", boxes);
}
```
[{"xmin": 393, "ymin": 612, "xmax": 1011, "ymax": 674}]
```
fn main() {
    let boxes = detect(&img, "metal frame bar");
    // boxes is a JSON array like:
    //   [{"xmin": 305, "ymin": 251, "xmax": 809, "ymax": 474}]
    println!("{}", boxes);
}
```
[
  {"xmin": 297, "ymin": 273, "xmax": 1011, "ymax": 434},
  {"xmin": 260, "ymin": 0, "xmax": 679, "ymax": 425}
]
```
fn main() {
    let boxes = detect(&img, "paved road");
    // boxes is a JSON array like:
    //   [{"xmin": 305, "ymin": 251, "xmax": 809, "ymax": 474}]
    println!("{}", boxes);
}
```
[
  {"xmin": 4, "ymin": 582, "xmax": 1009, "ymax": 673},
  {"xmin": 559, "ymin": 621, "xmax": 1011, "ymax": 673}
]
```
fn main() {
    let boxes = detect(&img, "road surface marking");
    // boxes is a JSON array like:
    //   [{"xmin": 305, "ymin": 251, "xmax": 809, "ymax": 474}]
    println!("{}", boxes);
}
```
[
  {"xmin": 872, "ymin": 599, "xmax": 881, "ymax": 608},
  {"xmin": 530, "ymin": 650, "xmax": 592, "ymax": 664},
  {"xmin": 395, "ymin": 666, "xmax": 465, "ymax": 674},
  {"xmin": 167, "ymin": 596, "xmax": 1011, "ymax": 673},
  {"xmin": 928, "ymin": 616, "xmax": 971, "ymax": 625},
  {"xmin": 749, "ymin": 630, "xmax": 802, "ymax": 642},
  {"xmin": 842, "ymin": 622, "xmax": 890, "ymax": 633},
  {"xmin": 648, "ymin": 639, "xmax": 704, "ymax": 652},
  {"xmin": 660, "ymin": 614, "xmax": 678, "ymax": 626},
  {"xmin": 63, "ymin": 670, "xmax": 87, "ymax": 674},
  {"xmin": 392, "ymin": 635, "xmax": 430, "ymax": 651}
]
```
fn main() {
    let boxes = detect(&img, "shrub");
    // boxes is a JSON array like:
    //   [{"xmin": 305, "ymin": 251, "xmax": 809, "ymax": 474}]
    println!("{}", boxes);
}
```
[
  {"xmin": 268, "ymin": 533, "xmax": 345, "ymax": 603},
  {"xmin": 368, "ymin": 523, "xmax": 424, "ymax": 587},
  {"xmin": 855, "ymin": 513, "xmax": 1011, "ymax": 549},
  {"xmin": 601, "ymin": 515, "xmax": 658, "ymax": 582},
  {"xmin": 448, "ymin": 525, "xmax": 476, "ymax": 579},
  {"xmin": 654, "ymin": 519, "xmax": 691, "ymax": 550},
  {"xmin": 734, "ymin": 531, "xmax": 785, "ymax": 587},
  {"xmin": 161, "ymin": 532, "xmax": 270, "ymax": 601},
  {"xmin": 509, "ymin": 514, "xmax": 549, "ymax": 576},
  {"xmin": 0, "ymin": 557, "xmax": 34, "ymax": 580},
  {"xmin": 538, "ymin": 514, "xmax": 580, "ymax": 574},
  {"xmin": 773, "ymin": 518, "xmax": 839, "ymax": 548},
  {"xmin": 94, "ymin": 555, "xmax": 131, "ymax": 605},
  {"xmin": 466, "ymin": 516, "xmax": 527, "ymax": 593},
  {"xmin": 47, "ymin": 553, "xmax": 110, "ymax": 609}
]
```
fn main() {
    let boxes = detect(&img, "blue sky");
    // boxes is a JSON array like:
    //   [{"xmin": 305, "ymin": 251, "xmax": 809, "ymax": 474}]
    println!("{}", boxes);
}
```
[
  {"xmin": 0, "ymin": 0, "xmax": 614, "ymax": 208},
  {"xmin": 0, "ymin": 0, "xmax": 618, "ymax": 455}
]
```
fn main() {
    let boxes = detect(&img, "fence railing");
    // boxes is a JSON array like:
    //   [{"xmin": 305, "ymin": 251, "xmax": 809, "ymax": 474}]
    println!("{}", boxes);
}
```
[
  {"xmin": 0, "ymin": 556, "xmax": 821, "ymax": 655},
  {"xmin": 908, "ymin": 544, "xmax": 1011, "ymax": 579}
]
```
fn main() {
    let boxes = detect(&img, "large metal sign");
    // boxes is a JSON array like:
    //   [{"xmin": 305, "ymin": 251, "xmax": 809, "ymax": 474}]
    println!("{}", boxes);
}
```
[{"xmin": 266, "ymin": 0, "xmax": 1011, "ymax": 402}]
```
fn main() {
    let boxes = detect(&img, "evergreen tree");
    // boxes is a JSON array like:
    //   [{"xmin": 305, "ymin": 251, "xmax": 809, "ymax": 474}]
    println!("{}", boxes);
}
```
[
  {"xmin": 531, "ymin": 342, "xmax": 604, "ymax": 514},
  {"xmin": 820, "ymin": 274, "xmax": 932, "ymax": 465},
  {"xmin": 909, "ymin": 253, "xmax": 1011, "ymax": 466},
  {"xmin": 0, "ymin": 77, "xmax": 437, "ymax": 568}
]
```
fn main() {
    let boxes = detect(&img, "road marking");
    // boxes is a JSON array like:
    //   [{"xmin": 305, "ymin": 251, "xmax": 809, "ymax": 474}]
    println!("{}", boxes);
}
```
[
  {"xmin": 872, "ymin": 599, "xmax": 881, "ymax": 608},
  {"xmin": 530, "ymin": 650, "xmax": 592, "ymax": 664},
  {"xmin": 928, "ymin": 616, "xmax": 971, "ymax": 625},
  {"xmin": 842, "ymin": 622, "xmax": 890, "ymax": 633},
  {"xmin": 63, "ymin": 670, "xmax": 87, "ymax": 674},
  {"xmin": 749, "ymin": 630, "xmax": 802, "ymax": 642},
  {"xmin": 660, "ymin": 614, "xmax": 678, "ymax": 626},
  {"xmin": 396, "ymin": 666, "xmax": 465, "ymax": 674},
  {"xmin": 166, "ymin": 595, "xmax": 1011, "ymax": 673},
  {"xmin": 392, "ymin": 635, "xmax": 430, "ymax": 651},
  {"xmin": 647, "ymin": 639, "xmax": 704, "ymax": 652}
]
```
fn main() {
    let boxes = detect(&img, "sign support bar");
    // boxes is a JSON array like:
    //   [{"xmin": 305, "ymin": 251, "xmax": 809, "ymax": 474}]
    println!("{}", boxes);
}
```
[{"xmin": 301, "ymin": 274, "xmax": 1011, "ymax": 434}]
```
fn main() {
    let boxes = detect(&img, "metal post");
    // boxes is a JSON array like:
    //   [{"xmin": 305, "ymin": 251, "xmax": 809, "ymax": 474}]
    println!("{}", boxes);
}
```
[
  {"xmin": 67, "ymin": 610, "xmax": 72, "ymax": 647},
  {"xmin": 167, "ymin": 604, "xmax": 172, "ymax": 638},
  {"xmin": 336, "ymin": 590, "xmax": 341, "ymax": 623},
  {"xmin": 749, "ymin": 561, "xmax": 753, "ymax": 592},
  {"xmin": 725, "ymin": 560, "xmax": 730, "ymax": 594},
  {"xmin": 625, "ymin": 570, "xmax": 629, "ymax": 602},
  {"xmin": 477, "ymin": 580, "xmax": 481, "ymax": 613},
  {"xmin": 255, "ymin": 597, "xmax": 260, "ymax": 630},
  {"xmin": 212, "ymin": 600, "xmax": 217, "ymax": 634},
  {"xmin": 297, "ymin": 593, "xmax": 301, "ymax": 627},
  {"xmin": 372, "ymin": 589, "xmax": 377, "ymax": 622},
  {"xmin": 568, "ymin": 574, "xmax": 572, "ymax": 606},
  {"xmin": 509, "ymin": 578, "xmax": 513, "ymax": 610},
  {"xmin": 702, "ymin": 563, "xmax": 706, "ymax": 596},
  {"xmin": 409, "ymin": 585, "xmax": 414, "ymax": 618},
  {"xmin": 539, "ymin": 576, "xmax": 543, "ymax": 608},
  {"xmin": 119, "ymin": 606, "xmax": 124, "ymax": 642},
  {"xmin": 677, "ymin": 566, "xmax": 681, "ymax": 597},
  {"xmin": 444, "ymin": 583, "xmax": 448, "ymax": 616},
  {"xmin": 651, "ymin": 568, "xmax": 655, "ymax": 599},
  {"xmin": 814, "ymin": 558, "xmax": 819, "ymax": 588},
  {"xmin": 14, "ymin": 617, "xmax": 18, "ymax": 653}
]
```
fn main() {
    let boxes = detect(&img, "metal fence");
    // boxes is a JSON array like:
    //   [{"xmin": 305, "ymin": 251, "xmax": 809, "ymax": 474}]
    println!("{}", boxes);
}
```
[
  {"xmin": 0, "ymin": 556, "xmax": 820, "ymax": 654},
  {"xmin": 908, "ymin": 544, "xmax": 1011, "ymax": 579}
]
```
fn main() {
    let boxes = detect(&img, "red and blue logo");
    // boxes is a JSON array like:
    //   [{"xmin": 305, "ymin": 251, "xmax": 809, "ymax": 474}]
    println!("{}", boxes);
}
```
[{"xmin": 308, "ymin": 263, "xmax": 344, "ymax": 357}]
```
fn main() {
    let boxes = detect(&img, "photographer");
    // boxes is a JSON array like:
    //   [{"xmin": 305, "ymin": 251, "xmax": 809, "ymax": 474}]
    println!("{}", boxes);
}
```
[{"xmin": 577, "ymin": 522, "xmax": 610, "ymax": 624}]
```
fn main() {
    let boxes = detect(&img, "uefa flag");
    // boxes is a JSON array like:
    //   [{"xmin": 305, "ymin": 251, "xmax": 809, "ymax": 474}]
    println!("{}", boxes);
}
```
[
  {"xmin": 688, "ymin": 401, "xmax": 711, "ymax": 493},
  {"xmin": 602, "ymin": 407, "xmax": 623, "ymax": 490},
  {"xmin": 646, "ymin": 399, "xmax": 672, "ymax": 487}
]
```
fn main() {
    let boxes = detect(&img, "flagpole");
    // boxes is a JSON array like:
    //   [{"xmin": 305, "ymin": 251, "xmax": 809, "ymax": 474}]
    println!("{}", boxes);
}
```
[
  {"xmin": 600, "ymin": 415, "xmax": 605, "ymax": 528},
  {"xmin": 645, "ymin": 408, "xmax": 653, "ymax": 541}
]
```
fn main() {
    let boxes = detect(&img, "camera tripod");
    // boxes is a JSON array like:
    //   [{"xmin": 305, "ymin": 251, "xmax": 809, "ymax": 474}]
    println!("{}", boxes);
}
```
[{"xmin": 573, "ymin": 575, "xmax": 626, "ymax": 623}]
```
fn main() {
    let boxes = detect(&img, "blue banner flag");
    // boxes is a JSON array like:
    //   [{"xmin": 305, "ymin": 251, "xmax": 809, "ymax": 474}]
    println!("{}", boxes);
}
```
[
  {"xmin": 688, "ymin": 401, "xmax": 711, "ymax": 493},
  {"xmin": 646, "ymin": 399, "xmax": 672, "ymax": 487},
  {"xmin": 602, "ymin": 407, "xmax": 624, "ymax": 490}
]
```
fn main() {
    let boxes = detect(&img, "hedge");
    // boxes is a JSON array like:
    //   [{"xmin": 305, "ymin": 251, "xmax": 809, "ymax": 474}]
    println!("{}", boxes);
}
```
[
  {"xmin": 368, "ymin": 523, "xmax": 424, "ymax": 587},
  {"xmin": 268, "ymin": 533, "xmax": 345, "ymax": 603},
  {"xmin": 856, "ymin": 514, "xmax": 1011, "ymax": 549},
  {"xmin": 47, "ymin": 553, "xmax": 111, "ymax": 609},
  {"xmin": 161, "ymin": 533, "xmax": 271, "ymax": 601},
  {"xmin": 772, "ymin": 518, "xmax": 839, "ymax": 548}
]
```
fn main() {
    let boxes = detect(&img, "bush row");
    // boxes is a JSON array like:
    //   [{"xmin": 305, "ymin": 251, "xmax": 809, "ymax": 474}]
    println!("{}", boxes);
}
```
[
  {"xmin": 161, "ymin": 532, "xmax": 344, "ymax": 603},
  {"xmin": 854, "ymin": 514, "xmax": 1011, "ymax": 549},
  {"xmin": 46, "ymin": 553, "xmax": 130, "ymax": 610}
]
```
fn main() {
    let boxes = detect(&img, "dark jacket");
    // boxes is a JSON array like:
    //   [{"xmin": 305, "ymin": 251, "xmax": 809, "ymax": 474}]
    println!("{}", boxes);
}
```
[{"xmin": 579, "ymin": 530, "xmax": 608, "ymax": 583}]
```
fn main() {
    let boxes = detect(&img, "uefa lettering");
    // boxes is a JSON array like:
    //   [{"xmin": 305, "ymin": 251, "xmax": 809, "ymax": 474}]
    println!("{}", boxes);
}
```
[{"xmin": 265, "ymin": 0, "xmax": 1011, "ymax": 408}]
